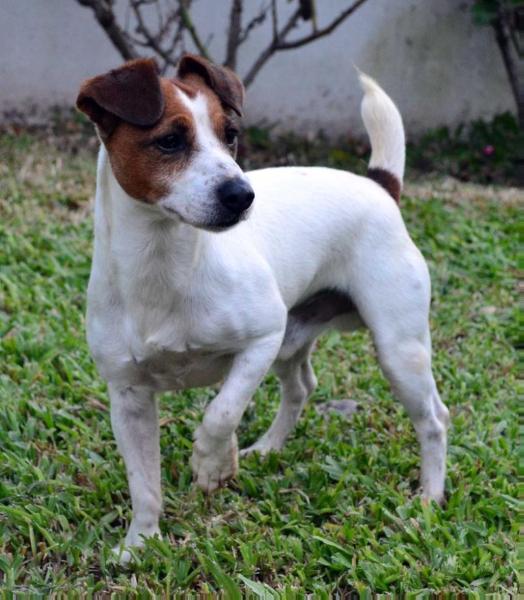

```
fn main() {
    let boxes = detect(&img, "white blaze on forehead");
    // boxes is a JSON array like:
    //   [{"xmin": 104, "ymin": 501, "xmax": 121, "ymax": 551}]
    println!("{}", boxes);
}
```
[{"xmin": 176, "ymin": 87, "xmax": 221, "ymax": 150}]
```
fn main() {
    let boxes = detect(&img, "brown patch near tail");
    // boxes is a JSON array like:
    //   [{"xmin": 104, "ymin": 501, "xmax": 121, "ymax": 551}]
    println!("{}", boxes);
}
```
[{"xmin": 367, "ymin": 168, "xmax": 401, "ymax": 204}]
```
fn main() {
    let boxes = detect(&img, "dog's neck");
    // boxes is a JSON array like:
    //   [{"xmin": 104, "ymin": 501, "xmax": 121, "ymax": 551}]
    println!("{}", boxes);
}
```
[{"xmin": 93, "ymin": 147, "xmax": 202, "ymax": 308}]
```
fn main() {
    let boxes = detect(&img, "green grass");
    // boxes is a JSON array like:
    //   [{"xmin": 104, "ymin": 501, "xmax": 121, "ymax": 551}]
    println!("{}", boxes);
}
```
[{"xmin": 0, "ymin": 129, "xmax": 519, "ymax": 595}]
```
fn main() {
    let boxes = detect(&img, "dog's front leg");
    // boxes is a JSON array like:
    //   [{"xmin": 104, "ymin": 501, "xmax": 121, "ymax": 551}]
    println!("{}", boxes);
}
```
[
  {"xmin": 109, "ymin": 384, "xmax": 161, "ymax": 562},
  {"xmin": 191, "ymin": 331, "xmax": 284, "ymax": 493}
]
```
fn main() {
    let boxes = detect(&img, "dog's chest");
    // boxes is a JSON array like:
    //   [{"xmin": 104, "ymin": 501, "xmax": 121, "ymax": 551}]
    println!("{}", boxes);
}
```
[{"xmin": 130, "ymin": 346, "xmax": 233, "ymax": 391}]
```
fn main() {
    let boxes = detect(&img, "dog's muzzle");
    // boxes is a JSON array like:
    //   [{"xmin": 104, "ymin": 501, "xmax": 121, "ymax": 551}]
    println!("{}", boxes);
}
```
[{"xmin": 216, "ymin": 178, "xmax": 255, "ymax": 215}]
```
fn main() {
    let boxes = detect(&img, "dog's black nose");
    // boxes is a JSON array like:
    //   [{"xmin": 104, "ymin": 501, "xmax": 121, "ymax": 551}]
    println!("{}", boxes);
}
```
[{"xmin": 216, "ymin": 178, "xmax": 255, "ymax": 213}]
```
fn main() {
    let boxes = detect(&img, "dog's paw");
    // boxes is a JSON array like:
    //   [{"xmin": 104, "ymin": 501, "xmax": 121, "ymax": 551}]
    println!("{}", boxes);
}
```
[
  {"xmin": 240, "ymin": 437, "xmax": 282, "ymax": 458},
  {"xmin": 421, "ymin": 490, "xmax": 446, "ymax": 507},
  {"xmin": 111, "ymin": 525, "xmax": 162, "ymax": 565},
  {"xmin": 191, "ymin": 428, "xmax": 238, "ymax": 493},
  {"xmin": 111, "ymin": 544, "xmax": 135, "ymax": 565}
]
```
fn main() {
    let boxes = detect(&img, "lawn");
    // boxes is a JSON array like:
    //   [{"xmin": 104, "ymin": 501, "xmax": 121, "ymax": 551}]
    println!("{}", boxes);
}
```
[{"xmin": 0, "ymin": 127, "xmax": 519, "ymax": 595}]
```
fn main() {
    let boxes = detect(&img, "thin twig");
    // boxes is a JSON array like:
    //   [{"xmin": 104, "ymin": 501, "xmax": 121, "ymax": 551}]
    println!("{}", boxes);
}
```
[
  {"xmin": 493, "ymin": 5, "xmax": 523, "ymax": 126},
  {"xmin": 76, "ymin": 0, "xmax": 138, "ymax": 60},
  {"xmin": 275, "ymin": 0, "xmax": 368, "ymax": 50},
  {"xmin": 131, "ymin": 0, "xmax": 177, "ymax": 70},
  {"xmin": 161, "ymin": 22, "xmax": 186, "ymax": 74},
  {"xmin": 156, "ymin": 7, "xmax": 182, "ymax": 43},
  {"xmin": 225, "ymin": 0, "xmax": 243, "ymax": 69},
  {"xmin": 243, "ymin": 6, "xmax": 302, "ymax": 88},
  {"xmin": 154, "ymin": 0, "xmax": 162, "ymax": 34},
  {"xmin": 177, "ymin": 0, "xmax": 210, "ymax": 59},
  {"xmin": 271, "ymin": 0, "xmax": 278, "ymax": 40},
  {"xmin": 238, "ymin": 2, "xmax": 271, "ymax": 45}
]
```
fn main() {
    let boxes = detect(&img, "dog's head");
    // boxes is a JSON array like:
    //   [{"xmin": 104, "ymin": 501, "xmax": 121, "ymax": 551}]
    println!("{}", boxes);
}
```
[{"xmin": 76, "ymin": 55, "xmax": 254, "ymax": 231}]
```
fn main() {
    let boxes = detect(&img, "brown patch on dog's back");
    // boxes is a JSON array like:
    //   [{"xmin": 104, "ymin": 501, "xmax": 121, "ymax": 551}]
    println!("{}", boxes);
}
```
[{"xmin": 367, "ymin": 168, "xmax": 401, "ymax": 204}]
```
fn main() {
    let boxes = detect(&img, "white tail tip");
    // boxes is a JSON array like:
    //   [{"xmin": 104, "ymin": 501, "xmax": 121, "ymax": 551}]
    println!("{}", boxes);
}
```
[{"xmin": 357, "ymin": 68, "xmax": 406, "ymax": 191}]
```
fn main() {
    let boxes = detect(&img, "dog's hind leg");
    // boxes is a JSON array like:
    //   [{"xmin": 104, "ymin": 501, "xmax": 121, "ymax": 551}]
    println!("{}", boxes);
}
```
[
  {"xmin": 241, "ymin": 290, "xmax": 363, "ymax": 457},
  {"xmin": 349, "ymin": 249, "xmax": 449, "ymax": 504},
  {"xmin": 375, "ymin": 335, "xmax": 448, "ymax": 503},
  {"xmin": 241, "ymin": 344, "xmax": 317, "ymax": 456}
]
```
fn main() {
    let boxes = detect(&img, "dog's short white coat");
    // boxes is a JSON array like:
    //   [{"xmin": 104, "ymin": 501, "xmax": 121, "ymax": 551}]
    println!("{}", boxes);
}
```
[{"xmin": 87, "ymin": 73, "xmax": 449, "ymax": 561}]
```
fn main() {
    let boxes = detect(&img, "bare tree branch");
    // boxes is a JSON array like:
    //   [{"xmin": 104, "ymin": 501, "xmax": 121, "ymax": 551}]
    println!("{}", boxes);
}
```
[
  {"xmin": 271, "ymin": 0, "xmax": 278, "ymax": 40},
  {"xmin": 275, "ymin": 0, "xmax": 368, "ymax": 50},
  {"xmin": 178, "ymin": 0, "xmax": 210, "ymax": 59},
  {"xmin": 311, "ymin": 0, "xmax": 318, "ymax": 32},
  {"xmin": 243, "ymin": 6, "xmax": 302, "ymax": 88},
  {"xmin": 238, "ymin": 2, "xmax": 271, "ymax": 45},
  {"xmin": 77, "ymin": 0, "xmax": 138, "ymax": 60},
  {"xmin": 161, "ymin": 22, "xmax": 186, "ymax": 73},
  {"xmin": 77, "ymin": 0, "xmax": 370, "ymax": 89},
  {"xmin": 131, "ymin": 0, "xmax": 177, "ymax": 70},
  {"xmin": 156, "ymin": 6, "xmax": 181, "ymax": 44},
  {"xmin": 225, "ymin": 0, "xmax": 243, "ymax": 69},
  {"xmin": 493, "ymin": 4, "xmax": 524, "ymax": 126}
]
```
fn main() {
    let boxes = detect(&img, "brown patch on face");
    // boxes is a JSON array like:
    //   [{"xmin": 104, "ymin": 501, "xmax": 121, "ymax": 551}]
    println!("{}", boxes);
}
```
[
  {"xmin": 77, "ymin": 55, "xmax": 244, "ymax": 203},
  {"xmin": 105, "ymin": 80, "xmax": 197, "ymax": 203},
  {"xmin": 106, "ymin": 76, "xmax": 237, "ymax": 202},
  {"xmin": 175, "ymin": 54, "xmax": 244, "ymax": 155},
  {"xmin": 367, "ymin": 168, "xmax": 401, "ymax": 204},
  {"xmin": 175, "ymin": 74, "xmax": 241, "ymax": 154},
  {"xmin": 177, "ymin": 54, "xmax": 244, "ymax": 117}
]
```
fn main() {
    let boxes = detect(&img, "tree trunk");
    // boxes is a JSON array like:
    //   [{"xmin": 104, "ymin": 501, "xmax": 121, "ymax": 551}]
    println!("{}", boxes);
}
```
[{"xmin": 492, "ymin": 7, "xmax": 524, "ymax": 128}]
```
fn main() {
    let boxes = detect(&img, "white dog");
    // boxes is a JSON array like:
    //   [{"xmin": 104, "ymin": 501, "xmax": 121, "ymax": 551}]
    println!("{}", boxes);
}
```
[{"xmin": 77, "ymin": 55, "xmax": 449, "ymax": 560}]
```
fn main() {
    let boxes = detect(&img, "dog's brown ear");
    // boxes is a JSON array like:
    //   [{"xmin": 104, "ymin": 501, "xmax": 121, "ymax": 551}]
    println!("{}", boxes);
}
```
[
  {"xmin": 177, "ymin": 54, "xmax": 245, "ymax": 117},
  {"xmin": 76, "ymin": 58, "xmax": 165, "ymax": 138}
]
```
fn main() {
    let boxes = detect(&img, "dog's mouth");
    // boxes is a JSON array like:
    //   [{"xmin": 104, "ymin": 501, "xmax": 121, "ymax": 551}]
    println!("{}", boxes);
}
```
[
  {"xmin": 199, "ymin": 201, "xmax": 254, "ymax": 232},
  {"xmin": 160, "ymin": 204, "xmax": 249, "ymax": 232},
  {"xmin": 203, "ymin": 212, "xmax": 242, "ymax": 232}
]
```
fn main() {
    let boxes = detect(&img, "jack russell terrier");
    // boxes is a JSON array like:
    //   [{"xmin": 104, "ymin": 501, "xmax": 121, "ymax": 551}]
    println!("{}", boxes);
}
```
[{"xmin": 77, "ymin": 54, "xmax": 449, "ymax": 561}]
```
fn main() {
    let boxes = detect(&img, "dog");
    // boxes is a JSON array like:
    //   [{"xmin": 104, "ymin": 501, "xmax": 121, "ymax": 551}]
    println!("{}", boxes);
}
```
[{"xmin": 76, "ymin": 54, "xmax": 449, "ymax": 561}]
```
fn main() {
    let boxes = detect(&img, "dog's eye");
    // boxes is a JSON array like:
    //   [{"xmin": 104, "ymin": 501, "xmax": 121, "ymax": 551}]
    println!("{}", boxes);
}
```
[
  {"xmin": 224, "ymin": 126, "xmax": 238, "ymax": 147},
  {"xmin": 154, "ymin": 133, "xmax": 185, "ymax": 154}
]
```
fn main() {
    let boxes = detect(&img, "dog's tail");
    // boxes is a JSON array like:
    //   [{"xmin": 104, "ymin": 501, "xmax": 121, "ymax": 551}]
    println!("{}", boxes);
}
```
[{"xmin": 358, "ymin": 71, "xmax": 405, "ymax": 204}]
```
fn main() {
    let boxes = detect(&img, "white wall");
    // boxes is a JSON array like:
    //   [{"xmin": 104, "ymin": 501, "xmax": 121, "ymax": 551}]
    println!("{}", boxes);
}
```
[{"xmin": 0, "ymin": 0, "xmax": 515, "ymax": 136}]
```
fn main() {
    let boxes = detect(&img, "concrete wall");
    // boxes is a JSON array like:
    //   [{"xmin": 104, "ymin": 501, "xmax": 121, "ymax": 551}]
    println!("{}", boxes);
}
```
[{"xmin": 0, "ymin": 0, "xmax": 516, "ymax": 136}]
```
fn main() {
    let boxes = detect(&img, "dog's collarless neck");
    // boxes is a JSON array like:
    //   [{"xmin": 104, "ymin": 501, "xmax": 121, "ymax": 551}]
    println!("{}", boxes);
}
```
[{"xmin": 95, "ymin": 150, "xmax": 203, "ymax": 303}]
